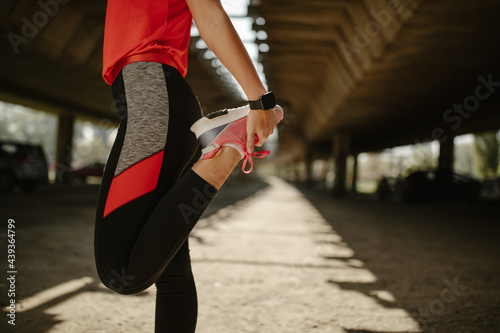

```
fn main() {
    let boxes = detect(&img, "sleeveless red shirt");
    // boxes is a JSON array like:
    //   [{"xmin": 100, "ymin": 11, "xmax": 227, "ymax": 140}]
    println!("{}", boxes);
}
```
[{"xmin": 102, "ymin": 0, "xmax": 192, "ymax": 85}]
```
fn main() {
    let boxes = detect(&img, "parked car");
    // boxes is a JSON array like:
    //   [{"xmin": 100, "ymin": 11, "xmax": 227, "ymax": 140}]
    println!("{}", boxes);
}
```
[
  {"xmin": 0, "ymin": 140, "xmax": 48, "ymax": 192},
  {"xmin": 401, "ymin": 170, "xmax": 480, "ymax": 204},
  {"xmin": 68, "ymin": 162, "xmax": 105, "ymax": 183},
  {"xmin": 480, "ymin": 178, "xmax": 500, "ymax": 203}
]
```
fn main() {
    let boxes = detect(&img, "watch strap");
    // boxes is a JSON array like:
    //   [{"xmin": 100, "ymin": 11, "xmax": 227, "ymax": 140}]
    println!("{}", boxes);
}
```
[
  {"xmin": 249, "ymin": 99, "xmax": 263, "ymax": 110},
  {"xmin": 249, "ymin": 91, "xmax": 276, "ymax": 110}
]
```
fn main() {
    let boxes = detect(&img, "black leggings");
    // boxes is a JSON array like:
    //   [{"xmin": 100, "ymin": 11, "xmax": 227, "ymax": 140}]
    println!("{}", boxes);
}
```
[{"xmin": 94, "ymin": 62, "xmax": 217, "ymax": 332}]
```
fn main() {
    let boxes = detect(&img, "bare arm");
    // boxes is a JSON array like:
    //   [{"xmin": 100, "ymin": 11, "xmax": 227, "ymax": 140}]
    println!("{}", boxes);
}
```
[{"xmin": 186, "ymin": 0, "xmax": 278, "ymax": 153}]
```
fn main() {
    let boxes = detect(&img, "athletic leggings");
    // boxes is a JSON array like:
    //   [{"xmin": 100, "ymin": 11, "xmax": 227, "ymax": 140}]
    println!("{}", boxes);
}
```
[{"xmin": 94, "ymin": 62, "xmax": 217, "ymax": 332}]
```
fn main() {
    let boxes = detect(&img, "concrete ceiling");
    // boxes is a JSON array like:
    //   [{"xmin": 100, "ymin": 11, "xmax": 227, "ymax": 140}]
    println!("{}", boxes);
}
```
[
  {"xmin": 259, "ymin": 0, "xmax": 500, "ymax": 161},
  {"xmin": 1, "ymin": 0, "xmax": 500, "ymax": 163},
  {"xmin": 0, "ymin": 0, "xmax": 241, "ymax": 122}
]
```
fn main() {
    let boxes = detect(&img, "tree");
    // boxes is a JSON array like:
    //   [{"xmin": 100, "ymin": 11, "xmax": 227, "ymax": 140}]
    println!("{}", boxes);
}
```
[
  {"xmin": 474, "ymin": 131, "xmax": 499, "ymax": 178},
  {"xmin": 408, "ymin": 141, "xmax": 437, "ymax": 173},
  {"xmin": 0, "ymin": 101, "xmax": 57, "ymax": 163}
]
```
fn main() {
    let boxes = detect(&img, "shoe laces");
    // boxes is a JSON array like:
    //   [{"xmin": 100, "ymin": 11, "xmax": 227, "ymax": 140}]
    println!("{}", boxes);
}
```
[{"xmin": 242, "ymin": 148, "xmax": 270, "ymax": 174}]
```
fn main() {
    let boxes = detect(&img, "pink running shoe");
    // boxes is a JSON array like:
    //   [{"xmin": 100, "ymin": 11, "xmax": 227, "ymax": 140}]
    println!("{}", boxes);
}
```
[{"xmin": 190, "ymin": 105, "xmax": 284, "ymax": 174}]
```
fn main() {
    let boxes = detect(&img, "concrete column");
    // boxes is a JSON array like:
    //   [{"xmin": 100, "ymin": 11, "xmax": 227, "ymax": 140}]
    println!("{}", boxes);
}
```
[
  {"xmin": 305, "ymin": 150, "xmax": 313, "ymax": 187},
  {"xmin": 351, "ymin": 153, "xmax": 358, "ymax": 193},
  {"xmin": 438, "ymin": 136, "xmax": 454, "ymax": 173},
  {"xmin": 291, "ymin": 163, "xmax": 298, "ymax": 181},
  {"xmin": 56, "ymin": 114, "xmax": 75, "ymax": 183},
  {"xmin": 332, "ymin": 132, "xmax": 350, "ymax": 196}
]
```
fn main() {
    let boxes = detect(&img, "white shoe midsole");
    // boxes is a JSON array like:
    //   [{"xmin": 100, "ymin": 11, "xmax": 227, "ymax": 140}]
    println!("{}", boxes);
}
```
[
  {"xmin": 190, "ymin": 105, "xmax": 250, "ymax": 139},
  {"xmin": 191, "ymin": 104, "xmax": 283, "ymax": 140}
]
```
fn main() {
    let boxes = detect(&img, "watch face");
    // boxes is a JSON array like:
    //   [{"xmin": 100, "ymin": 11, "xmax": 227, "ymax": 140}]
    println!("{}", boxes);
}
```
[{"xmin": 261, "ymin": 92, "xmax": 276, "ymax": 110}]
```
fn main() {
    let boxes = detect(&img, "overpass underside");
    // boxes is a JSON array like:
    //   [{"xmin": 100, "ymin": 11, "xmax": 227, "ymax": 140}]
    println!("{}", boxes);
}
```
[
  {"xmin": 1, "ymin": 0, "xmax": 499, "ymax": 190},
  {"xmin": 261, "ymin": 0, "xmax": 500, "ymax": 159}
]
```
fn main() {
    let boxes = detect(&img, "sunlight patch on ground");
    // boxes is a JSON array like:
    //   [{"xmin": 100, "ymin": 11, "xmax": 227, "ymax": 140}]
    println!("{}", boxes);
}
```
[{"xmin": 2, "ymin": 177, "xmax": 421, "ymax": 333}]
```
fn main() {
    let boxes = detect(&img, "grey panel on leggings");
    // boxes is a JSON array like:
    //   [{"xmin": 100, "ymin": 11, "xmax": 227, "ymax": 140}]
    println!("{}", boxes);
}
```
[{"xmin": 114, "ymin": 62, "xmax": 169, "ymax": 176}]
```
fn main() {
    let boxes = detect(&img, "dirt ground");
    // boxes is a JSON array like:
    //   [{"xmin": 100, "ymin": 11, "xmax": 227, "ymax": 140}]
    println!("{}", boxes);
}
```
[{"xmin": 0, "ymin": 175, "xmax": 499, "ymax": 333}]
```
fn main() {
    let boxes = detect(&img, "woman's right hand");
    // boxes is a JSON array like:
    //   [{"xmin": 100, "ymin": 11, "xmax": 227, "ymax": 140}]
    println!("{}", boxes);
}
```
[
  {"xmin": 246, "ymin": 108, "xmax": 279, "ymax": 154},
  {"xmin": 187, "ymin": 0, "xmax": 278, "ymax": 151}
]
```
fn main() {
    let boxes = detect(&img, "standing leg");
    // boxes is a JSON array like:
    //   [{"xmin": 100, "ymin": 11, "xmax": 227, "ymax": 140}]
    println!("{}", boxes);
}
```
[
  {"xmin": 152, "ymin": 144, "xmax": 240, "ymax": 333},
  {"xmin": 154, "ymin": 240, "xmax": 197, "ymax": 333}
]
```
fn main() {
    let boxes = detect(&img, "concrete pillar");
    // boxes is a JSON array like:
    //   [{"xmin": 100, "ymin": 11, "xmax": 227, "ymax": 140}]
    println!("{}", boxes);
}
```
[
  {"xmin": 332, "ymin": 132, "xmax": 350, "ymax": 196},
  {"xmin": 291, "ymin": 163, "xmax": 298, "ymax": 181},
  {"xmin": 305, "ymin": 150, "xmax": 313, "ymax": 187},
  {"xmin": 56, "ymin": 114, "xmax": 75, "ymax": 183},
  {"xmin": 351, "ymin": 153, "xmax": 358, "ymax": 193},
  {"xmin": 438, "ymin": 136, "xmax": 454, "ymax": 173}
]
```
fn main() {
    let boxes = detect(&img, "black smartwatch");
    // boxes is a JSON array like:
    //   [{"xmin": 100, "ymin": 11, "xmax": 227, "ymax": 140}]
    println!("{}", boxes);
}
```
[{"xmin": 249, "ymin": 91, "xmax": 276, "ymax": 110}]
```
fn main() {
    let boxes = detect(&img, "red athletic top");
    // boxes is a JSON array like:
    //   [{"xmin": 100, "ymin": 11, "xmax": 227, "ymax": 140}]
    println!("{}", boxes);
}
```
[{"xmin": 102, "ymin": 0, "xmax": 192, "ymax": 85}]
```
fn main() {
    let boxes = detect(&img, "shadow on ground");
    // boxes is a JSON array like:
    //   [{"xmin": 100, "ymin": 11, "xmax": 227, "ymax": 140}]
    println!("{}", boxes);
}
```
[
  {"xmin": 0, "ymin": 174, "xmax": 268, "ymax": 333},
  {"xmin": 200, "ymin": 173, "xmax": 269, "ymax": 219},
  {"xmin": 295, "ymin": 183, "xmax": 500, "ymax": 333}
]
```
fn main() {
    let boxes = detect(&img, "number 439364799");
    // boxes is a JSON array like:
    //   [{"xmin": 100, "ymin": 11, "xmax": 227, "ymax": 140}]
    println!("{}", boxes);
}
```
[{"xmin": 7, "ymin": 219, "xmax": 15, "ymax": 270}]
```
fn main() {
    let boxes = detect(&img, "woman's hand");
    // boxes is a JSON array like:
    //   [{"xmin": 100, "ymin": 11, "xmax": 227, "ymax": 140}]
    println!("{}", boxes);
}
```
[{"xmin": 246, "ymin": 108, "xmax": 278, "ymax": 153}]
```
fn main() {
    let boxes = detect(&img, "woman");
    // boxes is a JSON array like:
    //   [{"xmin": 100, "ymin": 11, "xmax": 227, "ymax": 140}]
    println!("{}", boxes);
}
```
[{"xmin": 94, "ymin": 0, "xmax": 282, "ymax": 331}]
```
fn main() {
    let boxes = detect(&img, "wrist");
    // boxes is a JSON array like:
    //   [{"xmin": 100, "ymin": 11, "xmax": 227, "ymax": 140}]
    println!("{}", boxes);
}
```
[
  {"xmin": 248, "ymin": 91, "xmax": 276, "ymax": 111},
  {"xmin": 244, "ymin": 82, "xmax": 268, "ymax": 101},
  {"xmin": 246, "ymin": 90, "xmax": 268, "ymax": 102}
]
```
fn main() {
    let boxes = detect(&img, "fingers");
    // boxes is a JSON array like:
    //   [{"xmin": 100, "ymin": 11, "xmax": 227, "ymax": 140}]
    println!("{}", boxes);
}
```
[
  {"xmin": 247, "ymin": 131, "xmax": 256, "ymax": 153},
  {"xmin": 246, "ymin": 109, "xmax": 279, "ymax": 153},
  {"xmin": 255, "ymin": 134, "xmax": 266, "ymax": 147},
  {"xmin": 254, "ymin": 127, "xmax": 273, "ymax": 147}
]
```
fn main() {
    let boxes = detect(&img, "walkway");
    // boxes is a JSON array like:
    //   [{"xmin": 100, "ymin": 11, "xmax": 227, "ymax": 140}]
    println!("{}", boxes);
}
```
[{"xmin": 1, "ymin": 176, "xmax": 498, "ymax": 332}]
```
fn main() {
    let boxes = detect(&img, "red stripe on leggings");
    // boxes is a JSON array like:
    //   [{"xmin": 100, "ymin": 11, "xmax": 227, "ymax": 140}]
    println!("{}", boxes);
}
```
[{"xmin": 103, "ymin": 150, "xmax": 164, "ymax": 217}]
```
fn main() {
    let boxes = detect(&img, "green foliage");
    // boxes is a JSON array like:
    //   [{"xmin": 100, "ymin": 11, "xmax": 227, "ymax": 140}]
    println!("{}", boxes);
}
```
[
  {"xmin": 0, "ymin": 101, "xmax": 116, "ymax": 168},
  {"xmin": 72, "ymin": 120, "xmax": 116, "ymax": 168},
  {"xmin": 0, "ymin": 101, "xmax": 57, "ymax": 163},
  {"xmin": 474, "ymin": 131, "xmax": 500, "ymax": 178},
  {"xmin": 408, "ymin": 142, "xmax": 437, "ymax": 173}
]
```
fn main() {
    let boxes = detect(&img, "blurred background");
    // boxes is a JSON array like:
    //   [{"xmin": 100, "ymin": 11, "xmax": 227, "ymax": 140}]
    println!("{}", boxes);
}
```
[
  {"xmin": 0, "ymin": 0, "xmax": 499, "ymax": 332},
  {"xmin": 0, "ymin": 0, "xmax": 499, "ymax": 201}
]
